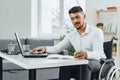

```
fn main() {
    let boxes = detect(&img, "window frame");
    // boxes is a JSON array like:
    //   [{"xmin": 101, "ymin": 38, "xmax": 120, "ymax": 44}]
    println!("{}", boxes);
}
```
[{"xmin": 31, "ymin": 0, "xmax": 85, "ymax": 39}]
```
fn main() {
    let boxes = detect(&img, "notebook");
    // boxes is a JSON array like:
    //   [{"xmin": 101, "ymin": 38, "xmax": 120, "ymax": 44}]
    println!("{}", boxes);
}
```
[{"xmin": 14, "ymin": 33, "xmax": 48, "ymax": 58}]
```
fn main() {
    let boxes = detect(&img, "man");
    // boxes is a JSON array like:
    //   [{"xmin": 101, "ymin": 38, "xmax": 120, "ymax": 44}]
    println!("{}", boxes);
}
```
[{"xmin": 32, "ymin": 6, "xmax": 106, "ymax": 80}]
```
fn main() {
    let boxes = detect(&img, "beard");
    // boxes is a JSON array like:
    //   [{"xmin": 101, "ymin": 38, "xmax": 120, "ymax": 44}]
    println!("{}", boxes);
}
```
[{"xmin": 74, "ymin": 22, "xmax": 84, "ymax": 30}]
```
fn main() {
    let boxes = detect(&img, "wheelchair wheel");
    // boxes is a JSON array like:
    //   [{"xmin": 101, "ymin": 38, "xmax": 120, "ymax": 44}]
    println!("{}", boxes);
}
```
[{"xmin": 106, "ymin": 66, "xmax": 120, "ymax": 80}]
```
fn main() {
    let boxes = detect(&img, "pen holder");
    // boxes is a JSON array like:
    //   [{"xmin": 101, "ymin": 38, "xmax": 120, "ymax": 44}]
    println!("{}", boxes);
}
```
[{"xmin": 8, "ymin": 43, "xmax": 17, "ymax": 55}]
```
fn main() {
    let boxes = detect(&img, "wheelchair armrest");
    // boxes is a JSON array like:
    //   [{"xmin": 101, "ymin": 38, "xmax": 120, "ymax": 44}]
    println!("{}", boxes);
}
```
[{"xmin": 100, "ymin": 58, "xmax": 114, "ymax": 63}]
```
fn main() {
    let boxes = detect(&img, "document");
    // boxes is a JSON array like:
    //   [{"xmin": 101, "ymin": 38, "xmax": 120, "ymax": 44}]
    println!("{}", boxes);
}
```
[{"xmin": 47, "ymin": 54, "xmax": 74, "ymax": 59}]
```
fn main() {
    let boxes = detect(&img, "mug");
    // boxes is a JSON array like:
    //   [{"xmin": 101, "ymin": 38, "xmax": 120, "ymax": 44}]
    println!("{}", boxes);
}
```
[{"xmin": 22, "ymin": 45, "xmax": 30, "ymax": 52}]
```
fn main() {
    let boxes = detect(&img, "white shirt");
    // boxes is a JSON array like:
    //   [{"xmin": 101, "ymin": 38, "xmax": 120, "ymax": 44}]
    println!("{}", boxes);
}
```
[{"xmin": 46, "ymin": 25, "xmax": 106, "ymax": 60}]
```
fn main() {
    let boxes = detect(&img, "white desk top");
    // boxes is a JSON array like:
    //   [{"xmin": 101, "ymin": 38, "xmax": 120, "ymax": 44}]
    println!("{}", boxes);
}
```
[{"xmin": 0, "ymin": 52, "xmax": 88, "ymax": 69}]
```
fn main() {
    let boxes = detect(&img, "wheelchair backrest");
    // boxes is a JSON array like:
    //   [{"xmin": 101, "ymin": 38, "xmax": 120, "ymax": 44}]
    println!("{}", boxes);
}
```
[
  {"xmin": 103, "ymin": 41, "xmax": 112, "ymax": 59},
  {"xmin": 103, "ymin": 37, "xmax": 117, "ymax": 59}
]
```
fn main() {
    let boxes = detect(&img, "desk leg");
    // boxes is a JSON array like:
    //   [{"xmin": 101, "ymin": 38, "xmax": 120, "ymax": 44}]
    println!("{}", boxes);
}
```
[
  {"xmin": 29, "ymin": 69, "xmax": 36, "ymax": 80},
  {"xmin": 0, "ymin": 57, "xmax": 3, "ymax": 80}
]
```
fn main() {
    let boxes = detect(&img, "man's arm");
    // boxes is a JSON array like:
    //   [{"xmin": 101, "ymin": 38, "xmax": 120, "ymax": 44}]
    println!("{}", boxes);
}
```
[
  {"xmin": 46, "ymin": 35, "xmax": 71, "ymax": 54},
  {"xmin": 32, "ymin": 34, "xmax": 71, "ymax": 54}
]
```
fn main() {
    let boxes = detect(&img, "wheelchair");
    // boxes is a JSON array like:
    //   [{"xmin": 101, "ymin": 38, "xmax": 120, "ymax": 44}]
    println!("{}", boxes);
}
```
[{"xmin": 91, "ymin": 37, "xmax": 119, "ymax": 80}]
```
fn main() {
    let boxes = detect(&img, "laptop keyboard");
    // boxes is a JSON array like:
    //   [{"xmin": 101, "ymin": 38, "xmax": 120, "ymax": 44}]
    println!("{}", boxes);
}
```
[{"xmin": 23, "ymin": 51, "xmax": 48, "ymax": 58}]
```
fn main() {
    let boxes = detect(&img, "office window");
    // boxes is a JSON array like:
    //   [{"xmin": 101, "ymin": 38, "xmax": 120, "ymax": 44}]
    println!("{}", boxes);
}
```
[
  {"xmin": 32, "ymin": 0, "xmax": 85, "ymax": 38},
  {"xmin": 39, "ymin": 0, "xmax": 60, "ymax": 35}
]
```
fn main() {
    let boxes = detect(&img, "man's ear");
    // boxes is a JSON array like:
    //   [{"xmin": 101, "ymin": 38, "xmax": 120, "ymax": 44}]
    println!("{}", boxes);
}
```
[{"xmin": 84, "ymin": 13, "xmax": 86, "ymax": 19}]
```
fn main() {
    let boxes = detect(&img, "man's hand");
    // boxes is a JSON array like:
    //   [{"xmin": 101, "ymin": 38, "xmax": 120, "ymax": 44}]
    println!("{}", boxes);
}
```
[
  {"xmin": 32, "ymin": 47, "xmax": 46, "ymax": 54},
  {"xmin": 74, "ymin": 50, "xmax": 87, "ymax": 59}
]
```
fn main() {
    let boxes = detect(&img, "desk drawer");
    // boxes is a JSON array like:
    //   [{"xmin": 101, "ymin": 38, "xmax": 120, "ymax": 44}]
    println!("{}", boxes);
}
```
[
  {"xmin": 37, "ymin": 68, "xmax": 59, "ymax": 80},
  {"xmin": 3, "ymin": 70, "xmax": 28, "ymax": 80}
]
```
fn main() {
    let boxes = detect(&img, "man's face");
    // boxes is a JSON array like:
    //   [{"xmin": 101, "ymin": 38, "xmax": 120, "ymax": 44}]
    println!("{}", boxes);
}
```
[{"xmin": 69, "ymin": 12, "xmax": 85, "ymax": 29}]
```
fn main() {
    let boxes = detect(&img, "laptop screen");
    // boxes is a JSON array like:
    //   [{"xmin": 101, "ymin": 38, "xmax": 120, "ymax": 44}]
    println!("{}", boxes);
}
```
[
  {"xmin": 14, "ymin": 33, "xmax": 24, "ymax": 55},
  {"xmin": 14, "ymin": 33, "xmax": 48, "ymax": 58}
]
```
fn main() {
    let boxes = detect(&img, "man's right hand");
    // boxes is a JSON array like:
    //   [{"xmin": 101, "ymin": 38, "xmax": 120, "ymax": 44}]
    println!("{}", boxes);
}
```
[{"xmin": 32, "ymin": 47, "xmax": 46, "ymax": 54}]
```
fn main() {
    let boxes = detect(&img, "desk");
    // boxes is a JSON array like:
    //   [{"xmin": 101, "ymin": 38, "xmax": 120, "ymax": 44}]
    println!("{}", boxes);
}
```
[{"xmin": 0, "ymin": 52, "xmax": 88, "ymax": 80}]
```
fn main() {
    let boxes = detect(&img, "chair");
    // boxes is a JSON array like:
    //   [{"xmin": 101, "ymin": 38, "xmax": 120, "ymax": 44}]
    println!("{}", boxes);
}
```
[{"xmin": 91, "ymin": 37, "xmax": 117, "ymax": 80}]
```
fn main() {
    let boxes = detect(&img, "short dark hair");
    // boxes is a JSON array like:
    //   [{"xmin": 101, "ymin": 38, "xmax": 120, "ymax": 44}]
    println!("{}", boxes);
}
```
[{"xmin": 69, "ymin": 6, "xmax": 83, "ymax": 14}]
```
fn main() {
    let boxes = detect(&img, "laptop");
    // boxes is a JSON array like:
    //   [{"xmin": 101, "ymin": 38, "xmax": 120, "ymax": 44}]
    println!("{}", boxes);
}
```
[{"xmin": 14, "ymin": 33, "xmax": 48, "ymax": 58}]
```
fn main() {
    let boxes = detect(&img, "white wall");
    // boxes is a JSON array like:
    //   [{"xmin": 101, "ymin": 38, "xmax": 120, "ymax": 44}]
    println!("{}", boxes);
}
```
[
  {"xmin": 85, "ymin": 0, "xmax": 120, "ymax": 26},
  {"xmin": 0, "ymin": 0, "xmax": 31, "ymax": 38}
]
